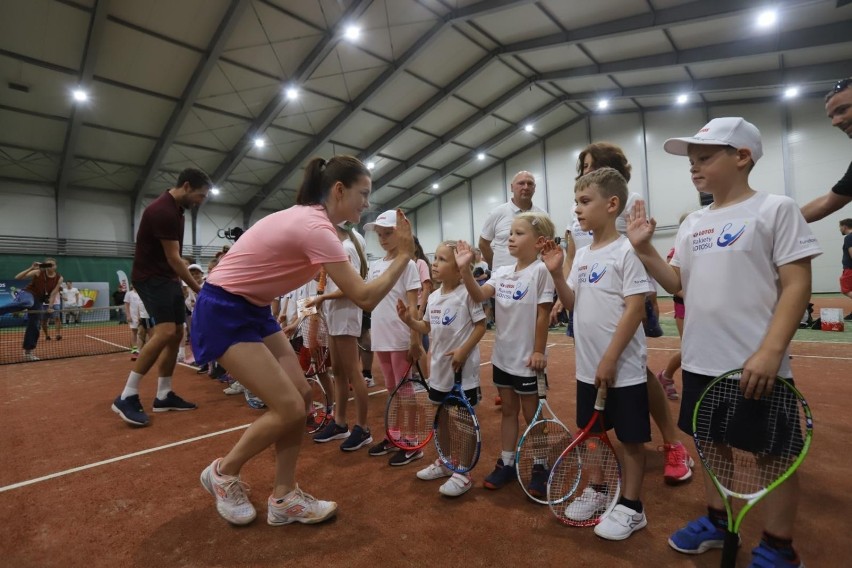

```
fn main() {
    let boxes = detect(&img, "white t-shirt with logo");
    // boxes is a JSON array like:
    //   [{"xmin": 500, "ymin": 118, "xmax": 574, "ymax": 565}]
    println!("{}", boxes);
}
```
[
  {"xmin": 368, "ymin": 257, "xmax": 421, "ymax": 351},
  {"xmin": 61, "ymin": 287, "xmax": 80, "ymax": 307},
  {"xmin": 569, "ymin": 236, "xmax": 653, "ymax": 387},
  {"xmin": 670, "ymin": 192, "xmax": 821, "ymax": 378},
  {"xmin": 324, "ymin": 230, "xmax": 366, "ymax": 337},
  {"xmin": 426, "ymin": 285, "xmax": 486, "ymax": 392},
  {"xmin": 481, "ymin": 200, "xmax": 546, "ymax": 270},
  {"xmin": 284, "ymin": 281, "xmax": 318, "ymax": 339},
  {"xmin": 486, "ymin": 260, "xmax": 554, "ymax": 377},
  {"xmin": 125, "ymin": 289, "xmax": 149, "ymax": 321},
  {"xmin": 567, "ymin": 192, "xmax": 641, "ymax": 250}
]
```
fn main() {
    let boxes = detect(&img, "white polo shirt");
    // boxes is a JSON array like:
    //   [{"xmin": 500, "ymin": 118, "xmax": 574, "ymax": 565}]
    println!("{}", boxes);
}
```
[{"xmin": 481, "ymin": 200, "xmax": 546, "ymax": 270}]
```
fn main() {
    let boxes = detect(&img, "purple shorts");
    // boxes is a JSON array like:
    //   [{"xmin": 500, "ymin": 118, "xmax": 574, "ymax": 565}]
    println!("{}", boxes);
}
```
[{"xmin": 191, "ymin": 284, "xmax": 281, "ymax": 365}]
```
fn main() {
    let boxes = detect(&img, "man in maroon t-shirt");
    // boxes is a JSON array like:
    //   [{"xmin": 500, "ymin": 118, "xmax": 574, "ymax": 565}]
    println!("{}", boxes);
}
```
[{"xmin": 112, "ymin": 168, "xmax": 210, "ymax": 427}]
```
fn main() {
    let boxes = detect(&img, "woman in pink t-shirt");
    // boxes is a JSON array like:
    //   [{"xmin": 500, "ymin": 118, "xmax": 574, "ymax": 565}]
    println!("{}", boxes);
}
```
[{"xmin": 192, "ymin": 155, "xmax": 416, "ymax": 528}]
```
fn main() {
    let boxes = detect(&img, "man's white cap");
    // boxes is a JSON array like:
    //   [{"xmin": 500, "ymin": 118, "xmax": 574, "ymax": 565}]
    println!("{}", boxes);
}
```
[
  {"xmin": 363, "ymin": 209, "xmax": 397, "ymax": 232},
  {"xmin": 663, "ymin": 117, "xmax": 763, "ymax": 163},
  {"xmin": 187, "ymin": 264, "xmax": 203, "ymax": 271}
]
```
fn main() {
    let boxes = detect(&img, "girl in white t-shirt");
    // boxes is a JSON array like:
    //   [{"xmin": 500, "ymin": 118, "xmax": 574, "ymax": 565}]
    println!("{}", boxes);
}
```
[
  {"xmin": 398, "ymin": 241, "xmax": 487, "ymax": 497},
  {"xmin": 363, "ymin": 209, "xmax": 424, "ymax": 465},
  {"xmin": 308, "ymin": 224, "xmax": 374, "ymax": 451},
  {"xmin": 456, "ymin": 211, "xmax": 556, "ymax": 492}
]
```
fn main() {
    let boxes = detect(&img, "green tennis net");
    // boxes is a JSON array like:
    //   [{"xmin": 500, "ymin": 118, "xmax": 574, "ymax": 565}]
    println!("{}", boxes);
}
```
[{"xmin": 0, "ymin": 306, "xmax": 131, "ymax": 365}]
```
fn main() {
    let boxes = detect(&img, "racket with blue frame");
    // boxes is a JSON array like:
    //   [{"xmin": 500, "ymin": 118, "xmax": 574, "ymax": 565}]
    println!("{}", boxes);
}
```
[{"xmin": 433, "ymin": 370, "xmax": 481, "ymax": 474}]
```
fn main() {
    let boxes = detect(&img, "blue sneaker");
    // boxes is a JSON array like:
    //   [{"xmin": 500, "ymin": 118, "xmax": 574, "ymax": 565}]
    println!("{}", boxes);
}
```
[
  {"xmin": 152, "ymin": 391, "xmax": 197, "ymax": 412},
  {"xmin": 483, "ymin": 459, "xmax": 517, "ymax": 490},
  {"xmin": 340, "ymin": 425, "xmax": 373, "ymax": 451},
  {"xmin": 668, "ymin": 516, "xmax": 728, "ymax": 554},
  {"xmin": 112, "ymin": 394, "xmax": 149, "ymax": 426},
  {"xmin": 244, "ymin": 389, "xmax": 266, "ymax": 409},
  {"xmin": 527, "ymin": 463, "xmax": 549, "ymax": 498},
  {"xmin": 313, "ymin": 421, "xmax": 350, "ymax": 443},
  {"xmin": 749, "ymin": 541, "xmax": 803, "ymax": 568}
]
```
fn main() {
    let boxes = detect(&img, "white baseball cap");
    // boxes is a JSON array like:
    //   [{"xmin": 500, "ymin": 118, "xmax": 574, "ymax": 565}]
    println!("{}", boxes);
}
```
[
  {"xmin": 664, "ymin": 117, "xmax": 763, "ymax": 163},
  {"xmin": 363, "ymin": 209, "xmax": 397, "ymax": 232},
  {"xmin": 187, "ymin": 264, "xmax": 203, "ymax": 272}
]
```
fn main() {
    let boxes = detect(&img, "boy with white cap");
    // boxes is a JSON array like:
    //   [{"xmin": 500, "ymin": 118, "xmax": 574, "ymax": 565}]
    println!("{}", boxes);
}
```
[{"xmin": 626, "ymin": 117, "xmax": 820, "ymax": 567}]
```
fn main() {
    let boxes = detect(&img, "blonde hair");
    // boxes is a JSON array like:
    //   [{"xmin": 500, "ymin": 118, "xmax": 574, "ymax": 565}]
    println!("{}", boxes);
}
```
[
  {"xmin": 575, "ymin": 167, "xmax": 629, "ymax": 215},
  {"xmin": 515, "ymin": 211, "xmax": 555, "ymax": 239}
]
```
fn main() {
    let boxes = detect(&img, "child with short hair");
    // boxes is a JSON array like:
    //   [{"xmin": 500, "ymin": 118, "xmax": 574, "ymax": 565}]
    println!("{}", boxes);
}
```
[
  {"xmin": 544, "ymin": 167, "xmax": 652, "ymax": 540},
  {"xmin": 627, "ymin": 117, "xmax": 821, "ymax": 565},
  {"xmin": 455, "ymin": 211, "xmax": 555, "ymax": 493},
  {"xmin": 398, "ymin": 241, "xmax": 487, "ymax": 497}
]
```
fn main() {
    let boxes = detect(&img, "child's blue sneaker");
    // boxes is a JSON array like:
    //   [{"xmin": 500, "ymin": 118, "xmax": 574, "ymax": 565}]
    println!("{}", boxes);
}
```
[
  {"xmin": 668, "ymin": 515, "xmax": 728, "ymax": 554},
  {"xmin": 749, "ymin": 541, "xmax": 803, "ymax": 568},
  {"xmin": 244, "ymin": 389, "xmax": 266, "ymax": 409}
]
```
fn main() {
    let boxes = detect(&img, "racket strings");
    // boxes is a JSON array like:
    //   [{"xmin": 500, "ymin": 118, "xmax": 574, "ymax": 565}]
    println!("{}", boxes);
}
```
[
  {"xmin": 694, "ymin": 377, "xmax": 809, "ymax": 496},
  {"xmin": 517, "ymin": 421, "xmax": 572, "ymax": 498},
  {"xmin": 435, "ymin": 403, "xmax": 478, "ymax": 471},
  {"xmin": 386, "ymin": 381, "xmax": 433, "ymax": 450},
  {"xmin": 548, "ymin": 437, "xmax": 621, "ymax": 526}
]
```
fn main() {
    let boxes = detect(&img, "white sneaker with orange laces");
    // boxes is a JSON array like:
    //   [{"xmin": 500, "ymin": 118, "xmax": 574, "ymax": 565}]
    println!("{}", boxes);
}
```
[
  {"xmin": 267, "ymin": 486, "xmax": 337, "ymax": 526},
  {"xmin": 199, "ymin": 458, "xmax": 256, "ymax": 525}
]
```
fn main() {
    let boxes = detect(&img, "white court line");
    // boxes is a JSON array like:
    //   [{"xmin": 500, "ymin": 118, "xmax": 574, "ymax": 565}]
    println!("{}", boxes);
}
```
[
  {"xmin": 0, "ymin": 388, "xmax": 391, "ymax": 494},
  {"xmin": 86, "ymin": 335, "xmax": 199, "ymax": 370}
]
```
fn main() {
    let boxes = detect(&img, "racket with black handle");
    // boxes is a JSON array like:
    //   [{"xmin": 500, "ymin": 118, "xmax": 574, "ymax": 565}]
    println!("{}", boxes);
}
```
[
  {"xmin": 515, "ymin": 370, "xmax": 573, "ymax": 504},
  {"xmin": 385, "ymin": 361, "xmax": 433, "ymax": 451},
  {"xmin": 547, "ymin": 385, "xmax": 622, "ymax": 526},
  {"xmin": 433, "ymin": 370, "xmax": 481, "ymax": 474},
  {"xmin": 690, "ymin": 370, "xmax": 812, "ymax": 568}
]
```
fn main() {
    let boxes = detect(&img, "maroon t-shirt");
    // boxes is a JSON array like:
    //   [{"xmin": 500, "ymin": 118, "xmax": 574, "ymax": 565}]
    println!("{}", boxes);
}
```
[{"xmin": 132, "ymin": 191, "xmax": 184, "ymax": 282}]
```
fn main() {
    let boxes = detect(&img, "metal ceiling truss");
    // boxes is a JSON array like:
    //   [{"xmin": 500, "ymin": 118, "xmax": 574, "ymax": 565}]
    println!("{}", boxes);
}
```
[
  {"xmin": 241, "ymin": 0, "xmax": 825, "ymax": 216},
  {"xmin": 129, "ymin": 0, "xmax": 250, "ymax": 230},
  {"xmin": 242, "ymin": 0, "xmax": 540, "ymax": 219},
  {"xmin": 207, "ymin": 0, "xmax": 375, "ymax": 195},
  {"xmin": 53, "ymin": 0, "xmax": 109, "ymax": 237}
]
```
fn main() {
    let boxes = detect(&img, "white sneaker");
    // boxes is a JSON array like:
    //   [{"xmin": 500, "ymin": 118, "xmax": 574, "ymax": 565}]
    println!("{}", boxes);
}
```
[
  {"xmin": 439, "ymin": 473, "xmax": 472, "ymax": 497},
  {"xmin": 364, "ymin": 377, "xmax": 376, "ymax": 388},
  {"xmin": 223, "ymin": 382, "xmax": 245, "ymax": 395},
  {"xmin": 23, "ymin": 351, "xmax": 40, "ymax": 362},
  {"xmin": 416, "ymin": 459, "xmax": 452, "ymax": 480},
  {"xmin": 267, "ymin": 485, "xmax": 337, "ymax": 526},
  {"xmin": 199, "ymin": 458, "xmax": 257, "ymax": 525},
  {"xmin": 565, "ymin": 487, "xmax": 609, "ymax": 521},
  {"xmin": 594, "ymin": 504, "xmax": 647, "ymax": 541}
]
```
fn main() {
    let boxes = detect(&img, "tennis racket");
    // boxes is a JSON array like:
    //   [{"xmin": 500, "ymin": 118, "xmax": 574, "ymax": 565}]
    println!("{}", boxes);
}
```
[
  {"xmin": 433, "ymin": 370, "xmax": 481, "ymax": 474},
  {"xmin": 297, "ymin": 269, "xmax": 330, "ymax": 379},
  {"xmin": 385, "ymin": 361, "xmax": 433, "ymax": 451},
  {"xmin": 548, "ymin": 385, "xmax": 622, "ymax": 526},
  {"xmin": 691, "ymin": 370, "xmax": 812, "ymax": 568},
  {"xmin": 515, "ymin": 371, "xmax": 573, "ymax": 503},
  {"xmin": 305, "ymin": 376, "xmax": 330, "ymax": 434}
]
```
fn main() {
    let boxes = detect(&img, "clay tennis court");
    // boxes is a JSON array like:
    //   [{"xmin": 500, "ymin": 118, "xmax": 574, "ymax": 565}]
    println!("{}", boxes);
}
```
[{"xmin": 1, "ymin": 298, "xmax": 849, "ymax": 567}]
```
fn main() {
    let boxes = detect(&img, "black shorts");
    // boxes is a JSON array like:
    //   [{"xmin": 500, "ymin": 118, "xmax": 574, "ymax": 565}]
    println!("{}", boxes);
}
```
[
  {"xmin": 576, "ymin": 381, "xmax": 650, "ymax": 444},
  {"xmin": 492, "ymin": 365, "xmax": 537, "ymax": 395},
  {"xmin": 429, "ymin": 386, "xmax": 480, "ymax": 406},
  {"xmin": 680, "ymin": 370, "xmax": 804, "ymax": 456},
  {"xmin": 133, "ymin": 277, "xmax": 186, "ymax": 325},
  {"xmin": 138, "ymin": 317, "xmax": 150, "ymax": 330},
  {"xmin": 361, "ymin": 310, "xmax": 371, "ymax": 331}
]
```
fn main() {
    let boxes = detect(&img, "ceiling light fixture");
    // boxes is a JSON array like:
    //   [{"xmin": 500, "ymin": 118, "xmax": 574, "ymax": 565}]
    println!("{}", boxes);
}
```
[
  {"xmin": 524, "ymin": 124, "xmax": 534, "ymax": 133},
  {"xmin": 366, "ymin": 161, "xmax": 375, "ymax": 170},
  {"xmin": 211, "ymin": 187, "xmax": 221, "ymax": 195},
  {"xmin": 72, "ymin": 89, "xmax": 88, "ymax": 102},
  {"xmin": 432, "ymin": 183, "xmax": 439, "ymax": 190},
  {"xmin": 477, "ymin": 152, "xmax": 486, "ymax": 161},
  {"xmin": 344, "ymin": 25, "xmax": 361, "ymax": 41},
  {"xmin": 597, "ymin": 99, "xmax": 609, "ymax": 110},
  {"xmin": 254, "ymin": 138, "xmax": 266, "ymax": 148},
  {"xmin": 286, "ymin": 87, "xmax": 299, "ymax": 100},
  {"xmin": 784, "ymin": 86, "xmax": 799, "ymax": 99},
  {"xmin": 756, "ymin": 9, "xmax": 777, "ymax": 28},
  {"xmin": 676, "ymin": 93, "xmax": 689, "ymax": 105}
]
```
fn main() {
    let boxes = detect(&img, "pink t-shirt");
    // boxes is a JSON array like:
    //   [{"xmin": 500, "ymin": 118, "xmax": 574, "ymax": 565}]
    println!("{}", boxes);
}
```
[
  {"xmin": 207, "ymin": 205, "xmax": 348, "ymax": 306},
  {"xmin": 415, "ymin": 258, "xmax": 431, "ymax": 306}
]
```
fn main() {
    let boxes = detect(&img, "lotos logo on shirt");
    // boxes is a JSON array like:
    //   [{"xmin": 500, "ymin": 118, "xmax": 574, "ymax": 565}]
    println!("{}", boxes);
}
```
[
  {"xmin": 441, "ymin": 307, "xmax": 458, "ymax": 326},
  {"xmin": 512, "ymin": 282, "xmax": 529, "ymax": 300},
  {"xmin": 588, "ymin": 263, "xmax": 607, "ymax": 284},
  {"xmin": 716, "ymin": 222, "xmax": 747, "ymax": 248}
]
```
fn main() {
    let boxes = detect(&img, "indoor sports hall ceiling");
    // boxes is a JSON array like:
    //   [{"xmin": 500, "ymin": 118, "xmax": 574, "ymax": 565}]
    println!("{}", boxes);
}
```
[{"xmin": 1, "ymin": 0, "xmax": 851, "ymax": 223}]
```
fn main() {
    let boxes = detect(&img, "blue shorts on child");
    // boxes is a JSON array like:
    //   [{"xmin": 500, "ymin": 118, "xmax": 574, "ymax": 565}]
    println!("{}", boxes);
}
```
[{"xmin": 191, "ymin": 283, "xmax": 281, "ymax": 365}]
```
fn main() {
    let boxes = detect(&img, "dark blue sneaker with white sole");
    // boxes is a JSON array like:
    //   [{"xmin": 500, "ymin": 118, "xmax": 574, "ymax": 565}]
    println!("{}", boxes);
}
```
[
  {"xmin": 112, "ymin": 394, "xmax": 149, "ymax": 426},
  {"xmin": 527, "ymin": 463, "xmax": 549, "ymax": 498},
  {"xmin": 313, "ymin": 421, "xmax": 350, "ymax": 443},
  {"xmin": 668, "ymin": 515, "xmax": 730, "ymax": 554},
  {"xmin": 483, "ymin": 458, "xmax": 517, "ymax": 490},
  {"xmin": 152, "ymin": 391, "xmax": 197, "ymax": 412},
  {"xmin": 340, "ymin": 425, "xmax": 373, "ymax": 451}
]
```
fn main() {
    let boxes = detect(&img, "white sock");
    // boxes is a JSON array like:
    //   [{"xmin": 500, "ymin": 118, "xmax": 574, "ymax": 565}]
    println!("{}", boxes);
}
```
[
  {"xmin": 177, "ymin": 346, "xmax": 185, "ymax": 360},
  {"xmin": 156, "ymin": 376, "xmax": 172, "ymax": 400},
  {"xmin": 501, "ymin": 450, "xmax": 515, "ymax": 466},
  {"xmin": 121, "ymin": 371, "xmax": 144, "ymax": 399}
]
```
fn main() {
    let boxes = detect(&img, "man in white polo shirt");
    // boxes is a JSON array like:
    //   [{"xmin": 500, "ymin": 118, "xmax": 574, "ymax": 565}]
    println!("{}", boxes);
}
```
[{"xmin": 478, "ymin": 170, "xmax": 544, "ymax": 271}]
